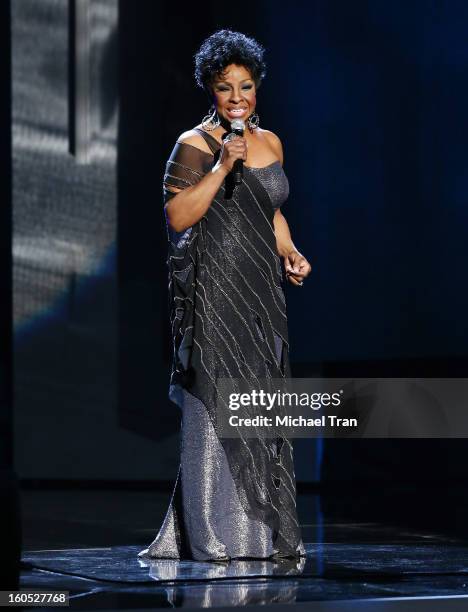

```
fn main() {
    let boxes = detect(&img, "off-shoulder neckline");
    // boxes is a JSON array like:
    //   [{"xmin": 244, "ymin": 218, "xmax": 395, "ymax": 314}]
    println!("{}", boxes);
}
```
[
  {"xmin": 247, "ymin": 160, "xmax": 281, "ymax": 170},
  {"xmin": 175, "ymin": 141, "xmax": 282, "ymax": 170}
]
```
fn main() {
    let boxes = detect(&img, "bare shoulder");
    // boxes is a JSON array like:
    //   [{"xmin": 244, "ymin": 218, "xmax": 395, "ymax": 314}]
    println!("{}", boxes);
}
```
[
  {"xmin": 260, "ymin": 128, "xmax": 283, "ymax": 146},
  {"xmin": 259, "ymin": 128, "xmax": 284, "ymax": 164},
  {"xmin": 176, "ymin": 127, "xmax": 212, "ymax": 154}
]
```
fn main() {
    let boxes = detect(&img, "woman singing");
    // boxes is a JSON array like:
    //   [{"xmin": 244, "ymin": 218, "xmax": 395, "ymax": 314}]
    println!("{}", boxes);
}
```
[{"xmin": 138, "ymin": 29, "xmax": 311, "ymax": 562}]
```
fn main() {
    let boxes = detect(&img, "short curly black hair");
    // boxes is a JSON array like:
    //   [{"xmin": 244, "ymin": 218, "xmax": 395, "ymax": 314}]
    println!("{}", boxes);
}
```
[{"xmin": 194, "ymin": 29, "xmax": 267, "ymax": 98}]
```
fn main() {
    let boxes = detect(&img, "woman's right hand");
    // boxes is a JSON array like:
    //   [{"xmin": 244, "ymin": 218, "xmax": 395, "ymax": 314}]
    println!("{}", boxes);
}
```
[{"xmin": 218, "ymin": 134, "xmax": 248, "ymax": 173}]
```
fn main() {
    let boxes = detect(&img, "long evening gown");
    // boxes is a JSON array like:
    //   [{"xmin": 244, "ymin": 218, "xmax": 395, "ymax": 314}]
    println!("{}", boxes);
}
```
[{"xmin": 138, "ymin": 127, "xmax": 306, "ymax": 561}]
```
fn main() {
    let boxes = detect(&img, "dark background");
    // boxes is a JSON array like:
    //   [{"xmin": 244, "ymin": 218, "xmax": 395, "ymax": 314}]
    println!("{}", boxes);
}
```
[
  {"xmin": 119, "ymin": 0, "xmax": 468, "ymax": 493},
  {"xmin": 2, "ymin": 0, "xmax": 468, "ymax": 533}
]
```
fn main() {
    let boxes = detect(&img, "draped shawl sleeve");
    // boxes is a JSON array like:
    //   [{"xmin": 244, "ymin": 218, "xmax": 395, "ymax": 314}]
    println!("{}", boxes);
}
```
[
  {"xmin": 161, "ymin": 139, "xmax": 215, "ymax": 395},
  {"xmin": 163, "ymin": 141, "xmax": 213, "ymax": 201}
]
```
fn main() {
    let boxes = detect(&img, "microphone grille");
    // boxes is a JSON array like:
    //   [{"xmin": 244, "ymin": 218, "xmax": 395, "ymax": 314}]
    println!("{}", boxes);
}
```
[{"xmin": 231, "ymin": 119, "xmax": 245, "ymax": 132}]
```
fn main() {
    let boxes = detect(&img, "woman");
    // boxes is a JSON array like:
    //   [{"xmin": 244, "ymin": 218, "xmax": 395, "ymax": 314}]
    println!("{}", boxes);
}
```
[{"xmin": 138, "ymin": 30, "xmax": 311, "ymax": 562}]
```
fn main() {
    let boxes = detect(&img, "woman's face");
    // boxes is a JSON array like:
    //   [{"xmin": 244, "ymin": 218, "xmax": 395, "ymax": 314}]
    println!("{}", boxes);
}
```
[{"xmin": 211, "ymin": 63, "xmax": 257, "ymax": 124}]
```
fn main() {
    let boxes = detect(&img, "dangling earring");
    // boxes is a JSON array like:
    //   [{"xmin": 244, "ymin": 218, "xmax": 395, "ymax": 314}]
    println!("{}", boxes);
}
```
[
  {"xmin": 247, "ymin": 111, "xmax": 260, "ymax": 131},
  {"xmin": 201, "ymin": 104, "xmax": 220, "ymax": 131}
]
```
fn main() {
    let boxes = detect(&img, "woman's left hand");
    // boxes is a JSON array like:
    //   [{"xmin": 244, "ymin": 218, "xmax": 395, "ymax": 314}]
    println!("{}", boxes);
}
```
[{"xmin": 284, "ymin": 251, "xmax": 312, "ymax": 286}]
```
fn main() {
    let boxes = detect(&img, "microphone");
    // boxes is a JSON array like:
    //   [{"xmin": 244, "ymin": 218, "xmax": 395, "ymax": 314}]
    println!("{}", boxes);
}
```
[{"xmin": 230, "ymin": 119, "xmax": 245, "ymax": 185}]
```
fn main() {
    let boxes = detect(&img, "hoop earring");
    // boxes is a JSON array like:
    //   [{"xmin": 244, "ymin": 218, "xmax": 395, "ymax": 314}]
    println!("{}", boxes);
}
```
[
  {"xmin": 201, "ymin": 105, "xmax": 220, "ymax": 131},
  {"xmin": 247, "ymin": 112, "xmax": 260, "ymax": 131}
]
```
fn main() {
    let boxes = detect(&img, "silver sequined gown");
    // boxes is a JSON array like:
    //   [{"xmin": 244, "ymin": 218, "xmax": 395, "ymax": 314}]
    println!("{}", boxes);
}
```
[{"xmin": 138, "ymin": 129, "xmax": 306, "ymax": 562}]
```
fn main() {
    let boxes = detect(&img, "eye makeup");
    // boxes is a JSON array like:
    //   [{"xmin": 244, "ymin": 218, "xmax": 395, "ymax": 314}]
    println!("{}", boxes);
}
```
[{"xmin": 215, "ymin": 82, "xmax": 254, "ymax": 91}]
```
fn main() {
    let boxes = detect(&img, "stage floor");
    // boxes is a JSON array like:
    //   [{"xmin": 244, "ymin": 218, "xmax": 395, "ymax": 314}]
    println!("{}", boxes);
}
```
[{"xmin": 18, "ymin": 487, "xmax": 468, "ymax": 610}]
